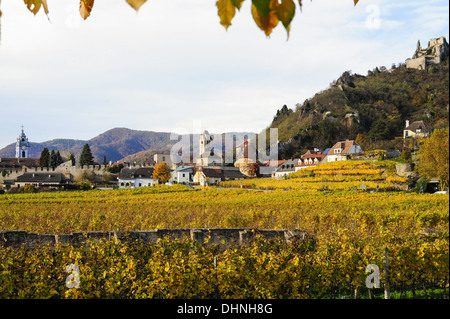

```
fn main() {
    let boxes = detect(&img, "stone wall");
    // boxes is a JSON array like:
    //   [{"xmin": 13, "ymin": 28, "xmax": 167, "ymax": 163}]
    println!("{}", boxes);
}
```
[
  {"xmin": 0, "ymin": 228, "xmax": 308, "ymax": 249},
  {"xmin": 395, "ymin": 163, "xmax": 415, "ymax": 176}
]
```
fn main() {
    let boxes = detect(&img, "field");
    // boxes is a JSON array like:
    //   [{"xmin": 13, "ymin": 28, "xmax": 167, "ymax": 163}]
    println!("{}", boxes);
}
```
[{"xmin": 0, "ymin": 161, "xmax": 448, "ymax": 299}]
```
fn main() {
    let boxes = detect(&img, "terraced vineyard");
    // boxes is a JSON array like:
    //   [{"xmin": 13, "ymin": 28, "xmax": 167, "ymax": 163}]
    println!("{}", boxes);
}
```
[{"xmin": 220, "ymin": 160, "xmax": 408, "ymax": 191}]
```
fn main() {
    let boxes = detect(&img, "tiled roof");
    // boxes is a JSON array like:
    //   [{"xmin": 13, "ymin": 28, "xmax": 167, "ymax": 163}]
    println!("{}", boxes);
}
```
[
  {"xmin": 197, "ymin": 167, "xmax": 246, "ymax": 179},
  {"xmin": 0, "ymin": 157, "xmax": 40, "ymax": 169},
  {"xmin": 276, "ymin": 159, "xmax": 299, "ymax": 172},
  {"xmin": 200, "ymin": 168, "xmax": 223, "ymax": 178},
  {"xmin": 405, "ymin": 120, "xmax": 430, "ymax": 132},
  {"xmin": 16, "ymin": 172, "xmax": 67, "ymax": 183},
  {"xmin": 329, "ymin": 140, "xmax": 360, "ymax": 156},
  {"xmin": 119, "ymin": 167, "xmax": 155, "ymax": 179}
]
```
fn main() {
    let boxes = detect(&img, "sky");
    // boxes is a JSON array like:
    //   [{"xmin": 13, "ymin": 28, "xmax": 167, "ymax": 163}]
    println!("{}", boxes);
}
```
[{"xmin": 0, "ymin": 0, "xmax": 448, "ymax": 149}]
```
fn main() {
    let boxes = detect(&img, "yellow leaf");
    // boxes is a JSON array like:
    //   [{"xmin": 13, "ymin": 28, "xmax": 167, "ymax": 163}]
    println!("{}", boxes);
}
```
[
  {"xmin": 251, "ymin": 3, "xmax": 279, "ymax": 37},
  {"xmin": 126, "ymin": 0, "xmax": 148, "ymax": 11},
  {"xmin": 79, "ymin": 0, "xmax": 94, "ymax": 20},
  {"xmin": 0, "ymin": 1, "xmax": 2, "ymax": 44},
  {"xmin": 24, "ymin": 0, "xmax": 49, "ymax": 16},
  {"xmin": 276, "ymin": 0, "xmax": 296, "ymax": 38},
  {"xmin": 231, "ymin": 0, "xmax": 245, "ymax": 10},
  {"xmin": 217, "ymin": 0, "xmax": 236, "ymax": 30}
]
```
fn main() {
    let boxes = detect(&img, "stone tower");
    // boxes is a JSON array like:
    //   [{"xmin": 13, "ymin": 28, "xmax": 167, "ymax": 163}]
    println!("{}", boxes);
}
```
[
  {"xmin": 199, "ymin": 130, "xmax": 213, "ymax": 156},
  {"xmin": 15, "ymin": 126, "xmax": 30, "ymax": 159}
]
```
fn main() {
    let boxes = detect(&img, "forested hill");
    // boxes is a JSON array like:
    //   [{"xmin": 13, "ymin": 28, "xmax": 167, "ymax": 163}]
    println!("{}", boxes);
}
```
[{"xmin": 270, "ymin": 58, "xmax": 449, "ymax": 158}]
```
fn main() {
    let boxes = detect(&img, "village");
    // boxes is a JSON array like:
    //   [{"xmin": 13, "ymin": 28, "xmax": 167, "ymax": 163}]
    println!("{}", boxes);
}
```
[{"xmin": 0, "ymin": 119, "xmax": 432, "ymax": 193}]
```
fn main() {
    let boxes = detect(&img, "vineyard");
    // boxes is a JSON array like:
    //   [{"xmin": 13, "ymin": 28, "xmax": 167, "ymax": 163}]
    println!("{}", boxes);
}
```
[
  {"xmin": 220, "ymin": 160, "xmax": 409, "ymax": 191},
  {"xmin": 0, "ymin": 179, "xmax": 448, "ymax": 299}
]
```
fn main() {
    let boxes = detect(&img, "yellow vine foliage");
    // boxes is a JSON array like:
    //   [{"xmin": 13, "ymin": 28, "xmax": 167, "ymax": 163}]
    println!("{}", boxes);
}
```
[{"xmin": 0, "ymin": 182, "xmax": 448, "ymax": 298}]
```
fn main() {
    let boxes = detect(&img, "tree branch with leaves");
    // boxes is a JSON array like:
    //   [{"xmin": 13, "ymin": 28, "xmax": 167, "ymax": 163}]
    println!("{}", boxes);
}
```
[{"xmin": 0, "ymin": 0, "xmax": 360, "ymax": 43}]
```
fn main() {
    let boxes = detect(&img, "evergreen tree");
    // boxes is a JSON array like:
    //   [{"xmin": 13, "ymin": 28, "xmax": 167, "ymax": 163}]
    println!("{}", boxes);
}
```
[
  {"xmin": 49, "ymin": 150, "xmax": 57, "ymax": 169},
  {"xmin": 103, "ymin": 155, "xmax": 108, "ymax": 166},
  {"xmin": 69, "ymin": 153, "xmax": 76, "ymax": 166},
  {"xmin": 39, "ymin": 148, "xmax": 50, "ymax": 168},
  {"xmin": 55, "ymin": 151, "xmax": 63, "ymax": 167},
  {"xmin": 79, "ymin": 144, "xmax": 95, "ymax": 166}
]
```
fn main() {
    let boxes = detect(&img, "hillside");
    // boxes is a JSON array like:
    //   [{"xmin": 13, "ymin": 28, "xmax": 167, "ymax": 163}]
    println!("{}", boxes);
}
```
[{"xmin": 270, "ymin": 57, "xmax": 449, "ymax": 158}]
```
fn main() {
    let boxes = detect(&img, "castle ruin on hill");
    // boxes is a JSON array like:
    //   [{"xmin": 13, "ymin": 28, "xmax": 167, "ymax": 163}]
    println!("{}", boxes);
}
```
[{"xmin": 406, "ymin": 36, "xmax": 449, "ymax": 70}]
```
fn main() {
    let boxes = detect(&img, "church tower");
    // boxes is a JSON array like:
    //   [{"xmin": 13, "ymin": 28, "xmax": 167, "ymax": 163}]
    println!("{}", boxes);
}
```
[{"xmin": 15, "ymin": 126, "xmax": 30, "ymax": 159}]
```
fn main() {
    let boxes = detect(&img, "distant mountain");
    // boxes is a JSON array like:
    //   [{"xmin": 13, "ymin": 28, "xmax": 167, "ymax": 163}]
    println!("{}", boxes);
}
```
[
  {"xmin": 0, "ymin": 128, "xmax": 177, "ymax": 163},
  {"xmin": 0, "ymin": 128, "xmax": 254, "ymax": 164}
]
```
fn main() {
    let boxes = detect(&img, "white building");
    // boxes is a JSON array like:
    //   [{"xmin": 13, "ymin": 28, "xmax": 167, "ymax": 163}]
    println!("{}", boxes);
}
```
[
  {"xmin": 171, "ymin": 165, "xmax": 194, "ymax": 184},
  {"xmin": 15, "ymin": 126, "xmax": 31, "ymax": 159},
  {"xmin": 273, "ymin": 159, "xmax": 299, "ymax": 179},
  {"xmin": 403, "ymin": 120, "xmax": 431, "ymax": 139},
  {"xmin": 195, "ymin": 130, "xmax": 223, "ymax": 167},
  {"xmin": 323, "ymin": 140, "xmax": 363, "ymax": 163},
  {"xmin": 118, "ymin": 167, "xmax": 158, "ymax": 188}
]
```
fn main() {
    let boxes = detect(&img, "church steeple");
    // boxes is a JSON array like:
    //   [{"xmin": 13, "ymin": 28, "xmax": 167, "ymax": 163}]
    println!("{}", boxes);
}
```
[{"xmin": 15, "ymin": 126, "xmax": 30, "ymax": 159}]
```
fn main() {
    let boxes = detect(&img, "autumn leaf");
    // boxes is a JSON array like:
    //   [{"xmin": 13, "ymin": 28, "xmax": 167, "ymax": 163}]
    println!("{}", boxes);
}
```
[
  {"xmin": 79, "ymin": 0, "xmax": 94, "ymax": 20},
  {"xmin": 354, "ymin": 0, "xmax": 359, "ymax": 5},
  {"xmin": 217, "ymin": 0, "xmax": 236, "ymax": 30},
  {"xmin": 230, "ymin": 0, "xmax": 245, "ymax": 10},
  {"xmin": 251, "ymin": 3, "xmax": 279, "ymax": 37},
  {"xmin": 126, "ymin": 0, "xmax": 148, "ymax": 11},
  {"xmin": 276, "ymin": 0, "xmax": 296, "ymax": 38},
  {"xmin": 24, "ymin": 0, "xmax": 49, "ymax": 16},
  {"xmin": 252, "ymin": 0, "xmax": 271, "ymax": 19},
  {"xmin": 0, "ymin": 0, "xmax": 2, "ymax": 44}
]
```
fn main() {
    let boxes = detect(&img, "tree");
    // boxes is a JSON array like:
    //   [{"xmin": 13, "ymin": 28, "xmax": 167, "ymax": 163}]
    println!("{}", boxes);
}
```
[
  {"xmin": 417, "ymin": 127, "xmax": 449, "ymax": 191},
  {"xmin": 79, "ymin": 144, "xmax": 95, "ymax": 167},
  {"xmin": 103, "ymin": 155, "xmax": 108, "ymax": 166},
  {"xmin": 107, "ymin": 163, "xmax": 124, "ymax": 174},
  {"xmin": 39, "ymin": 147, "xmax": 50, "ymax": 168},
  {"xmin": 49, "ymin": 149, "xmax": 57, "ymax": 169},
  {"xmin": 369, "ymin": 119, "xmax": 391, "ymax": 142},
  {"xmin": 0, "ymin": 0, "xmax": 360, "ymax": 43},
  {"xmin": 153, "ymin": 162, "xmax": 171, "ymax": 182},
  {"xmin": 55, "ymin": 150, "xmax": 64, "ymax": 167},
  {"xmin": 355, "ymin": 133, "xmax": 369, "ymax": 151},
  {"xmin": 69, "ymin": 153, "xmax": 76, "ymax": 166}
]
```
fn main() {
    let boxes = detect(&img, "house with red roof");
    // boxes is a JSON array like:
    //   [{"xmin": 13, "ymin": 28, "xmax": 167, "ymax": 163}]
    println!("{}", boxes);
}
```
[
  {"xmin": 295, "ymin": 148, "xmax": 329, "ymax": 171},
  {"xmin": 322, "ymin": 140, "xmax": 363, "ymax": 163}
]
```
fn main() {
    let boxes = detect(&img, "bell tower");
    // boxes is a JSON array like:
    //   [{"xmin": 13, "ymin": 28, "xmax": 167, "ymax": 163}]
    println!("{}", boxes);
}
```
[{"xmin": 15, "ymin": 126, "xmax": 30, "ymax": 159}]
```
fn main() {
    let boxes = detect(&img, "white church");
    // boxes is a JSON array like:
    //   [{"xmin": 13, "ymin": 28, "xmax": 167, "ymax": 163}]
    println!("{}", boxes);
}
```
[{"xmin": 15, "ymin": 126, "xmax": 31, "ymax": 159}]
